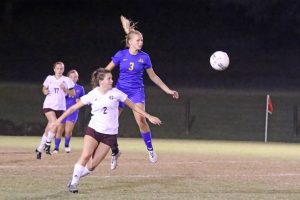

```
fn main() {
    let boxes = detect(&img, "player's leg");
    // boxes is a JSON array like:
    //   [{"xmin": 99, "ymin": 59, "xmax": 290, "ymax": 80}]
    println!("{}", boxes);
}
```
[
  {"xmin": 36, "ymin": 125, "xmax": 49, "ymax": 154},
  {"xmin": 88, "ymin": 142, "xmax": 111, "ymax": 171},
  {"xmin": 36, "ymin": 110, "xmax": 57, "ymax": 158},
  {"xmin": 110, "ymin": 107, "xmax": 123, "ymax": 170},
  {"xmin": 72, "ymin": 141, "xmax": 110, "ymax": 190},
  {"xmin": 91, "ymin": 133, "xmax": 117, "ymax": 172},
  {"xmin": 68, "ymin": 134, "xmax": 98, "ymax": 193},
  {"xmin": 43, "ymin": 111, "xmax": 58, "ymax": 154},
  {"xmin": 53, "ymin": 123, "xmax": 64, "ymax": 154},
  {"xmin": 132, "ymin": 103, "xmax": 157, "ymax": 163},
  {"xmin": 110, "ymin": 138, "xmax": 121, "ymax": 170},
  {"xmin": 64, "ymin": 120, "xmax": 76, "ymax": 153}
]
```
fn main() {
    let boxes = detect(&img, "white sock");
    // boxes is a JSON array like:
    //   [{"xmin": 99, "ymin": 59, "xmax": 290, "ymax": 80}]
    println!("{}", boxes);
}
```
[
  {"xmin": 71, "ymin": 164, "xmax": 84, "ymax": 185},
  {"xmin": 37, "ymin": 134, "xmax": 47, "ymax": 152},
  {"xmin": 46, "ymin": 131, "xmax": 55, "ymax": 143},
  {"xmin": 80, "ymin": 166, "xmax": 92, "ymax": 178}
]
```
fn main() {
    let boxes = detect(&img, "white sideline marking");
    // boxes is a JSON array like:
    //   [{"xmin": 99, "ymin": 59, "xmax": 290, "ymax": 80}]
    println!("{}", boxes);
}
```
[
  {"xmin": 0, "ymin": 164, "xmax": 300, "ymax": 178},
  {"xmin": 1, "ymin": 173, "xmax": 300, "ymax": 178},
  {"xmin": 0, "ymin": 160, "xmax": 260, "ymax": 169},
  {"xmin": 0, "ymin": 165, "xmax": 70, "ymax": 168},
  {"xmin": 98, "ymin": 173, "xmax": 300, "ymax": 178}
]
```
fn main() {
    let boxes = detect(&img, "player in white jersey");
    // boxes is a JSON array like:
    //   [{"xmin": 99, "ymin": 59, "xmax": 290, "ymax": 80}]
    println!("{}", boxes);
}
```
[
  {"xmin": 50, "ymin": 68, "xmax": 161, "ymax": 193},
  {"xmin": 35, "ymin": 61, "xmax": 75, "ymax": 159},
  {"xmin": 53, "ymin": 69, "xmax": 85, "ymax": 154}
]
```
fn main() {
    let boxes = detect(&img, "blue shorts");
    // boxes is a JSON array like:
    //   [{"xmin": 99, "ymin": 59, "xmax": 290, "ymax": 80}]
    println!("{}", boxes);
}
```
[
  {"xmin": 61, "ymin": 111, "xmax": 79, "ymax": 124},
  {"xmin": 117, "ymin": 87, "xmax": 145, "ymax": 108}
]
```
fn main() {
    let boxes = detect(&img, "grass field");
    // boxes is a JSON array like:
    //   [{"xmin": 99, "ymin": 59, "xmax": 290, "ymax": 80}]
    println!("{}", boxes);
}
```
[{"xmin": 1, "ymin": 136, "xmax": 300, "ymax": 200}]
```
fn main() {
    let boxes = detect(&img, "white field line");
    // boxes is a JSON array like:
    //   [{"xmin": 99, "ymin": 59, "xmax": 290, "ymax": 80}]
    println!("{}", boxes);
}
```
[
  {"xmin": 0, "ymin": 160, "xmax": 262, "ymax": 169},
  {"xmin": 1, "ymin": 172, "xmax": 300, "ymax": 178},
  {"xmin": 100, "ymin": 173, "xmax": 300, "ymax": 178},
  {"xmin": 0, "ymin": 163, "xmax": 300, "ymax": 178}
]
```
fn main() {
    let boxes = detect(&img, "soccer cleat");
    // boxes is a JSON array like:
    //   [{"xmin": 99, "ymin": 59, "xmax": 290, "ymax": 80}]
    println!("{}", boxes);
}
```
[
  {"xmin": 44, "ymin": 142, "xmax": 51, "ymax": 155},
  {"xmin": 68, "ymin": 184, "xmax": 78, "ymax": 193},
  {"xmin": 65, "ymin": 146, "xmax": 71, "ymax": 153},
  {"xmin": 52, "ymin": 149, "xmax": 59, "ymax": 154},
  {"xmin": 148, "ymin": 150, "xmax": 158, "ymax": 163},
  {"xmin": 35, "ymin": 149, "xmax": 42, "ymax": 160},
  {"xmin": 66, "ymin": 180, "xmax": 71, "ymax": 188},
  {"xmin": 110, "ymin": 151, "xmax": 121, "ymax": 170}
]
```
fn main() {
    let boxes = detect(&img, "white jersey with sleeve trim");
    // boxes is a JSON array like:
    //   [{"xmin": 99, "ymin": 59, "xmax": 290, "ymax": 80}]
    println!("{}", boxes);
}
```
[
  {"xmin": 43, "ymin": 75, "xmax": 75, "ymax": 110},
  {"xmin": 80, "ymin": 87, "xmax": 127, "ymax": 135}
]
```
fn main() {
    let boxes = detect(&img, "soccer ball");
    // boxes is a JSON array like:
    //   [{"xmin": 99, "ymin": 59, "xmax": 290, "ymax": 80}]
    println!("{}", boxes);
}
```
[{"xmin": 210, "ymin": 51, "xmax": 230, "ymax": 71}]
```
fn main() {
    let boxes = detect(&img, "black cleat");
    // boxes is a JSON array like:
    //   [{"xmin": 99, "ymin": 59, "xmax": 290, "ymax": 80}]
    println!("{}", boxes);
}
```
[
  {"xmin": 35, "ymin": 149, "xmax": 42, "ymax": 160},
  {"xmin": 44, "ymin": 142, "xmax": 52, "ymax": 155}
]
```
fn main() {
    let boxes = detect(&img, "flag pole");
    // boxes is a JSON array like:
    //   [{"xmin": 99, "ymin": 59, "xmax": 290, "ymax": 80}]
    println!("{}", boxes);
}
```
[{"xmin": 264, "ymin": 94, "xmax": 270, "ymax": 143}]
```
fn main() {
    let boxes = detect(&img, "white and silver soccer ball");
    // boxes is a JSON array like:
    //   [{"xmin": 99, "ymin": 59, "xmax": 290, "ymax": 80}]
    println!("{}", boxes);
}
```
[{"xmin": 210, "ymin": 51, "xmax": 230, "ymax": 71}]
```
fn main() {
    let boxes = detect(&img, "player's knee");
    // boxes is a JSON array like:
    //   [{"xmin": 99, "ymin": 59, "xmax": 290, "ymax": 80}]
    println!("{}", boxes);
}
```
[
  {"xmin": 136, "ymin": 117, "xmax": 146, "ymax": 125},
  {"xmin": 65, "ymin": 132, "xmax": 72, "ymax": 137},
  {"xmin": 138, "ymin": 124, "xmax": 149, "ymax": 132}
]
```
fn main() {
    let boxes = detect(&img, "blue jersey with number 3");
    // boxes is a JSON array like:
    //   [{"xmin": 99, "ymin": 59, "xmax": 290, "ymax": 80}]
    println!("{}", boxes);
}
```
[{"xmin": 112, "ymin": 49, "xmax": 152, "ymax": 90}]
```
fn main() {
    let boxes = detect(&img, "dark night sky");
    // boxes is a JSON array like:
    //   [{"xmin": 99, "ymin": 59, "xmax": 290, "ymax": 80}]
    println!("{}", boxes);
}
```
[{"xmin": 0, "ymin": 0, "xmax": 299, "ymax": 89}]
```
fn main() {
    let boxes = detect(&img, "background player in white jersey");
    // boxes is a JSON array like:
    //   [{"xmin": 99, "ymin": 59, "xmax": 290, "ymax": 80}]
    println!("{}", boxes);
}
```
[
  {"xmin": 105, "ymin": 16, "xmax": 179, "ymax": 169},
  {"xmin": 35, "ymin": 61, "xmax": 75, "ymax": 159},
  {"xmin": 53, "ymin": 69, "xmax": 85, "ymax": 154},
  {"xmin": 50, "ymin": 68, "xmax": 161, "ymax": 193}
]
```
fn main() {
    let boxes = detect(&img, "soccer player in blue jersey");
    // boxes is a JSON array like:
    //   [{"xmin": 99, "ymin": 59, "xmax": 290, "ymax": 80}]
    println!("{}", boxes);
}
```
[
  {"xmin": 105, "ymin": 16, "xmax": 179, "ymax": 169},
  {"xmin": 53, "ymin": 69, "xmax": 85, "ymax": 154}
]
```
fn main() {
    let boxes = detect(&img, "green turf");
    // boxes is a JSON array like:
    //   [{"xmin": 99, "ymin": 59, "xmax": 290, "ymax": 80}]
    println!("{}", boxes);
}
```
[
  {"xmin": 1, "ymin": 136, "xmax": 300, "ymax": 200},
  {"xmin": 1, "ymin": 136, "xmax": 300, "ymax": 159}
]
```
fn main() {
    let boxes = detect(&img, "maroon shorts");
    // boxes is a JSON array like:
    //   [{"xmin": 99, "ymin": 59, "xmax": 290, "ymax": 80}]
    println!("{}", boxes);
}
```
[
  {"xmin": 85, "ymin": 127, "xmax": 117, "ymax": 148},
  {"xmin": 43, "ymin": 108, "xmax": 64, "ymax": 118}
]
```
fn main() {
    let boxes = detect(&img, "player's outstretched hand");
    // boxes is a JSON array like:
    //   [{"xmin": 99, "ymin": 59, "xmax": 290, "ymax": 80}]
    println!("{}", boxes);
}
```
[
  {"xmin": 168, "ymin": 90, "xmax": 179, "ymax": 99},
  {"xmin": 148, "ymin": 116, "xmax": 162, "ymax": 126}
]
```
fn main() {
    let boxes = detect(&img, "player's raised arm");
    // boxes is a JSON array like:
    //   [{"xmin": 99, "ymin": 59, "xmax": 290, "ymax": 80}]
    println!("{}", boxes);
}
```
[
  {"xmin": 146, "ymin": 68, "xmax": 179, "ymax": 99},
  {"xmin": 105, "ymin": 61, "xmax": 116, "ymax": 72}
]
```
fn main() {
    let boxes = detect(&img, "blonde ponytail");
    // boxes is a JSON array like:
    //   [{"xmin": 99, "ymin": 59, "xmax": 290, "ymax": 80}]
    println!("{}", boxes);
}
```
[{"xmin": 120, "ymin": 15, "xmax": 142, "ymax": 48}]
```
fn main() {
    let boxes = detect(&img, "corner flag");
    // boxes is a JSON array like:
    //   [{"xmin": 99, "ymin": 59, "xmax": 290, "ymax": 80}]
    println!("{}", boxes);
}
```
[
  {"xmin": 265, "ymin": 94, "xmax": 273, "ymax": 142},
  {"xmin": 268, "ymin": 96, "xmax": 273, "ymax": 114}
]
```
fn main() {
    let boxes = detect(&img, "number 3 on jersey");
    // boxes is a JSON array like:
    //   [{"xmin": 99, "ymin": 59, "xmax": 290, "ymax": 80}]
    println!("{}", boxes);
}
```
[{"xmin": 128, "ymin": 62, "xmax": 134, "ymax": 71}]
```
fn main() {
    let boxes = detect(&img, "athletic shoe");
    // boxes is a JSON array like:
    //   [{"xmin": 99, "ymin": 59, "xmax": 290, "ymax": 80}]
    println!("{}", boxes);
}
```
[
  {"xmin": 52, "ymin": 149, "xmax": 59, "ymax": 154},
  {"xmin": 44, "ymin": 142, "xmax": 51, "ymax": 155},
  {"xmin": 65, "ymin": 146, "xmax": 71, "ymax": 153},
  {"xmin": 67, "ymin": 180, "xmax": 78, "ymax": 193},
  {"xmin": 148, "ymin": 150, "xmax": 158, "ymax": 163},
  {"xmin": 68, "ymin": 184, "xmax": 78, "ymax": 193},
  {"xmin": 111, "ymin": 151, "xmax": 121, "ymax": 170},
  {"xmin": 35, "ymin": 149, "xmax": 42, "ymax": 160},
  {"xmin": 66, "ymin": 180, "xmax": 71, "ymax": 188}
]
